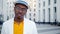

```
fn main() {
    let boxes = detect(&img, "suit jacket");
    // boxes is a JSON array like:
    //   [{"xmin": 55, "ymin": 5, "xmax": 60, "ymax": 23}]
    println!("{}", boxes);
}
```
[{"xmin": 1, "ymin": 18, "xmax": 38, "ymax": 34}]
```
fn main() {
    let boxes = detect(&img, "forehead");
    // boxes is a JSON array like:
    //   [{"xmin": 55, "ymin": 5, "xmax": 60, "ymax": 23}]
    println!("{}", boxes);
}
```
[{"xmin": 15, "ymin": 4, "xmax": 27, "ymax": 8}]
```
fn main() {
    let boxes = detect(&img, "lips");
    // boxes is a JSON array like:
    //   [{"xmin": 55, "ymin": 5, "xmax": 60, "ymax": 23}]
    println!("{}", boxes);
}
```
[
  {"xmin": 18, "ymin": 14, "xmax": 22, "ymax": 16},
  {"xmin": 16, "ymin": 12, "xmax": 24, "ymax": 18}
]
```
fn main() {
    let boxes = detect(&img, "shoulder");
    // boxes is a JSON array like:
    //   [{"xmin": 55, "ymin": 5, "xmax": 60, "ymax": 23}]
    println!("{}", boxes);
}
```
[
  {"xmin": 24, "ymin": 18, "xmax": 35, "ymax": 23},
  {"xmin": 24, "ymin": 18, "xmax": 38, "ymax": 34},
  {"xmin": 3, "ymin": 18, "xmax": 14, "ymax": 26},
  {"xmin": 24, "ymin": 18, "xmax": 36, "ymax": 27}
]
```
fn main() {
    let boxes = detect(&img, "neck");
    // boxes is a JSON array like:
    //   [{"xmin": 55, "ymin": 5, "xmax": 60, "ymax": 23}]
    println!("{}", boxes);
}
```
[{"xmin": 14, "ymin": 17, "xmax": 24, "ymax": 23}]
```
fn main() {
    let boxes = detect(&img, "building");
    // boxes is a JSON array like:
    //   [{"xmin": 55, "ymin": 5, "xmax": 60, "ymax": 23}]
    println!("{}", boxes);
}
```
[
  {"xmin": 0, "ymin": 0, "xmax": 4, "ymax": 22},
  {"xmin": 0, "ymin": 0, "xmax": 3, "ymax": 29},
  {"xmin": 1, "ymin": 0, "xmax": 60, "ymax": 24},
  {"xmin": 24, "ymin": 0, "xmax": 39, "ymax": 22},
  {"xmin": 25, "ymin": 0, "xmax": 60, "ymax": 23},
  {"xmin": 0, "ymin": 0, "xmax": 17, "ymax": 22},
  {"xmin": 38, "ymin": 0, "xmax": 60, "ymax": 23}
]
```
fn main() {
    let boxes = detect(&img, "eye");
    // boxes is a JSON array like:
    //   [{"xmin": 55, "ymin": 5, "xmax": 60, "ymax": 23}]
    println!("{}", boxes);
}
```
[
  {"xmin": 15, "ymin": 6, "xmax": 20, "ymax": 9},
  {"xmin": 22, "ymin": 8, "xmax": 27, "ymax": 11}
]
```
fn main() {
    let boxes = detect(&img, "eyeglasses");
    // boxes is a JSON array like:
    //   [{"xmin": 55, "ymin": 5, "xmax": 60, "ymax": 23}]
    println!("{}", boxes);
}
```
[{"xmin": 15, "ymin": 6, "xmax": 27, "ymax": 11}]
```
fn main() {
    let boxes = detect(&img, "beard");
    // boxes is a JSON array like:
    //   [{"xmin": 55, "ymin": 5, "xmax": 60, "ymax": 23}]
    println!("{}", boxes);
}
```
[{"xmin": 15, "ymin": 14, "xmax": 24, "ymax": 20}]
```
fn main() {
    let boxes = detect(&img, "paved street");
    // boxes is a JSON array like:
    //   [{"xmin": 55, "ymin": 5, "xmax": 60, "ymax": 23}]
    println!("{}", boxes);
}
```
[{"xmin": 36, "ymin": 24, "xmax": 60, "ymax": 34}]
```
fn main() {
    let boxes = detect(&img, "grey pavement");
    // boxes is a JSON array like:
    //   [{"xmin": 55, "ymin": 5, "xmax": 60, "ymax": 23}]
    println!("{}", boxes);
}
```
[{"xmin": 36, "ymin": 24, "xmax": 60, "ymax": 34}]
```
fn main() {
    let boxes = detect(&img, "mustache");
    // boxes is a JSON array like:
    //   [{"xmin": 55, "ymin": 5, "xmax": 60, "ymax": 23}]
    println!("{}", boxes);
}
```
[
  {"xmin": 15, "ymin": 12, "xmax": 25, "ymax": 16},
  {"xmin": 17, "ymin": 12, "xmax": 22, "ymax": 14}
]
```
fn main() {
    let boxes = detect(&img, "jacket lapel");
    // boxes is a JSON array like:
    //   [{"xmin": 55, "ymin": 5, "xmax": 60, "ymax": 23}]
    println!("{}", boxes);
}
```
[
  {"xmin": 24, "ymin": 18, "xmax": 28, "ymax": 34},
  {"xmin": 23, "ymin": 18, "xmax": 30, "ymax": 34},
  {"xmin": 23, "ymin": 18, "xmax": 26, "ymax": 34},
  {"xmin": 8, "ymin": 18, "xmax": 14, "ymax": 34}
]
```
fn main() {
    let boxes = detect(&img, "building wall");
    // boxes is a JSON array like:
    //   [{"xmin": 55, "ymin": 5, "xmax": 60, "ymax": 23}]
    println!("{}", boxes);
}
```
[
  {"xmin": 1, "ymin": 0, "xmax": 60, "ymax": 23},
  {"xmin": 3, "ymin": 0, "xmax": 7, "ymax": 21},
  {"xmin": 24, "ymin": 0, "xmax": 39, "ymax": 22},
  {"xmin": 0, "ymin": 0, "xmax": 2, "ymax": 14},
  {"xmin": 0, "ymin": 0, "xmax": 3, "ymax": 21},
  {"xmin": 2, "ymin": 0, "xmax": 16, "ymax": 22},
  {"xmin": 57, "ymin": 0, "xmax": 60, "ymax": 22},
  {"xmin": 38, "ymin": 0, "xmax": 60, "ymax": 23},
  {"xmin": 25, "ymin": 0, "xmax": 60, "ymax": 23}
]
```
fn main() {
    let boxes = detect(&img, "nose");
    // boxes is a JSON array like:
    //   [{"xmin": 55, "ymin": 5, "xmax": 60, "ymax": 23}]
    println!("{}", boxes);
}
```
[{"xmin": 19, "ymin": 10, "xmax": 23, "ymax": 13}]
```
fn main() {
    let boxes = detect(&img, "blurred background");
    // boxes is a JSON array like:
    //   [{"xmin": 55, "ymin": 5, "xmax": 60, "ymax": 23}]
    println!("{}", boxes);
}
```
[{"xmin": 0, "ymin": 0, "xmax": 60, "ymax": 34}]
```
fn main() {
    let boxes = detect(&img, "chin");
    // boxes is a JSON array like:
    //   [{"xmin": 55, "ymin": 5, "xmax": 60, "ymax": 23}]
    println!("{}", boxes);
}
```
[{"xmin": 17, "ymin": 16, "xmax": 23, "ymax": 19}]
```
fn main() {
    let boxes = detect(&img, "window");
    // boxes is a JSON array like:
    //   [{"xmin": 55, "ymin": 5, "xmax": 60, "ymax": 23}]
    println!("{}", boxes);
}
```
[
  {"xmin": 34, "ymin": 1, "xmax": 36, "ymax": 2},
  {"xmin": 39, "ymin": 10, "xmax": 40, "ymax": 21},
  {"xmin": 29, "ymin": 18, "xmax": 31, "ymax": 20},
  {"xmin": 34, "ymin": 4, "xmax": 36, "ymax": 7},
  {"xmin": 10, "ymin": 2, "xmax": 11, "ymax": 4},
  {"xmin": 54, "ymin": 7, "xmax": 57, "ymax": 22},
  {"xmin": 34, "ymin": 9, "xmax": 36, "ymax": 11},
  {"xmin": 48, "ymin": 0, "xmax": 50, "ymax": 5},
  {"xmin": 39, "ymin": 10, "xmax": 40, "ymax": 12},
  {"xmin": 7, "ymin": 16, "xmax": 9, "ymax": 20},
  {"xmin": 34, "ymin": 13, "xmax": 36, "ymax": 17},
  {"xmin": 54, "ymin": 0, "xmax": 56, "ymax": 4},
  {"xmin": 30, "ymin": 13, "xmax": 31, "ymax": 17},
  {"xmin": 34, "ymin": 18, "xmax": 35, "ymax": 22},
  {"xmin": 30, "ymin": 9, "xmax": 31, "ymax": 11},
  {"xmin": 39, "ymin": 3, "xmax": 40, "ymax": 8},
  {"xmin": 10, "ymin": 6, "xmax": 11, "ymax": 8},
  {"xmin": 7, "ymin": 2, "xmax": 8, "ymax": 4},
  {"xmin": 0, "ymin": 15, "xmax": 3, "ymax": 21},
  {"xmin": 39, "ymin": 0, "xmax": 40, "ymax": 1},
  {"xmin": 43, "ymin": 1, "xmax": 45, "ymax": 7},
  {"xmin": 43, "ymin": 9, "xmax": 45, "ymax": 22},
  {"xmin": 54, "ymin": 7, "xmax": 56, "ymax": 13},
  {"xmin": 48, "ymin": 8, "xmax": 50, "ymax": 22}
]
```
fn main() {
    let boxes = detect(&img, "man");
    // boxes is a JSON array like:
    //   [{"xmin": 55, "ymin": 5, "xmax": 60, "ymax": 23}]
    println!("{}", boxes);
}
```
[{"xmin": 1, "ymin": 0, "xmax": 38, "ymax": 34}]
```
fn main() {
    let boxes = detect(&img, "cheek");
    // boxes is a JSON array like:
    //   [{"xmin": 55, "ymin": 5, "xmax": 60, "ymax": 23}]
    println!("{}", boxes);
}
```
[
  {"xmin": 22, "ymin": 12, "xmax": 26, "ymax": 16},
  {"xmin": 15, "ymin": 10, "xmax": 18, "ymax": 13},
  {"xmin": 23, "ymin": 11, "xmax": 27, "ymax": 15},
  {"xmin": 15, "ymin": 11, "xmax": 18, "ymax": 15}
]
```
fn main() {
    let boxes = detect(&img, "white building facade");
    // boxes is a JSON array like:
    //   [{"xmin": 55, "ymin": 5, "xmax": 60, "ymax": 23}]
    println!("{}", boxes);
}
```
[
  {"xmin": 24, "ymin": 0, "xmax": 39, "ymax": 22},
  {"xmin": 38, "ymin": 0, "xmax": 60, "ymax": 23},
  {"xmin": 25, "ymin": 0, "xmax": 60, "ymax": 23},
  {"xmin": 0, "ymin": 0, "xmax": 60, "ymax": 23},
  {"xmin": 0, "ymin": 0, "xmax": 3, "ymax": 22},
  {"xmin": 0, "ymin": 0, "xmax": 17, "ymax": 22}
]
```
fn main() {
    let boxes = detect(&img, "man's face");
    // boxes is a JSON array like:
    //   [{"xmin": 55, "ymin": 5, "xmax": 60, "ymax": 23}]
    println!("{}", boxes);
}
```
[{"xmin": 14, "ymin": 4, "xmax": 27, "ymax": 19}]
